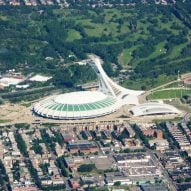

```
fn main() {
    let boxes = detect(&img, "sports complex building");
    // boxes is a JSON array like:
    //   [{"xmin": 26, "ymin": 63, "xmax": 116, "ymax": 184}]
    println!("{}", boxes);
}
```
[
  {"xmin": 33, "ymin": 57, "xmax": 181, "ymax": 120},
  {"xmin": 130, "ymin": 102, "xmax": 180, "ymax": 117}
]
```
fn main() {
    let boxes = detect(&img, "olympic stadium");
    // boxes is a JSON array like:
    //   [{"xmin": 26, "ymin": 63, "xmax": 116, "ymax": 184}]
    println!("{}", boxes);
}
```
[
  {"xmin": 33, "ymin": 57, "xmax": 181, "ymax": 120},
  {"xmin": 33, "ymin": 91, "xmax": 120, "ymax": 119}
]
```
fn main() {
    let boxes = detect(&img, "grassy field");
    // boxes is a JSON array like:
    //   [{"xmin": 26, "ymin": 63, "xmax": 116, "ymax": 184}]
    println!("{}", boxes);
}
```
[
  {"xmin": 148, "ymin": 89, "xmax": 191, "ymax": 100},
  {"xmin": 132, "ymin": 42, "xmax": 166, "ymax": 67},
  {"xmin": 118, "ymin": 46, "xmax": 138, "ymax": 67},
  {"xmin": 122, "ymin": 74, "xmax": 176, "ymax": 90},
  {"xmin": 66, "ymin": 29, "xmax": 82, "ymax": 42},
  {"xmin": 164, "ymin": 81, "xmax": 184, "ymax": 88},
  {"xmin": 0, "ymin": 119, "xmax": 11, "ymax": 123},
  {"xmin": 147, "ymin": 42, "xmax": 166, "ymax": 59},
  {"xmin": 167, "ymin": 43, "xmax": 188, "ymax": 59}
]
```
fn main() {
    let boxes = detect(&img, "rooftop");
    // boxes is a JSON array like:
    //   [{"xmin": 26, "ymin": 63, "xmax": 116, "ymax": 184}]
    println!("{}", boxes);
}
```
[{"xmin": 130, "ymin": 102, "xmax": 180, "ymax": 116}]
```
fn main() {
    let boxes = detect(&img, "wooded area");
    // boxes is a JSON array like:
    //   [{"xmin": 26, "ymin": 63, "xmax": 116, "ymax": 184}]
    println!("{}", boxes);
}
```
[{"xmin": 0, "ymin": 1, "xmax": 191, "ymax": 89}]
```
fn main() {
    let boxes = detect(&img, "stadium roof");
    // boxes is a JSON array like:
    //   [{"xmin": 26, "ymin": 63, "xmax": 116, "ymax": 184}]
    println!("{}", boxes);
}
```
[
  {"xmin": 33, "ymin": 91, "xmax": 121, "ymax": 119},
  {"xmin": 33, "ymin": 57, "xmax": 144, "ymax": 120},
  {"xmin": 33, "ymin": 56, "xmax": 180, "ymax": 120},
  {"xmin": 130, "ymin": 102, "xmax": 180, "ymax": 116}
]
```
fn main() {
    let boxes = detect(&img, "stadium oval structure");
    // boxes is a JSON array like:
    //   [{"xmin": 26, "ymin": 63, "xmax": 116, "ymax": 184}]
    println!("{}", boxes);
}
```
[
  {"xmin": 33, "ymin": 56, "xmax": 144, "ymax": 120},
  {"xmin": 33, "ymin": 56, "xmax": 181, "ymax": 120},
  {"xmin": 130, "ymin": 103, "xmax": 180, "ymax": 117},
  {"xmin": 33, "ymin": 91, "xmax": 121, "ymax": 119}
]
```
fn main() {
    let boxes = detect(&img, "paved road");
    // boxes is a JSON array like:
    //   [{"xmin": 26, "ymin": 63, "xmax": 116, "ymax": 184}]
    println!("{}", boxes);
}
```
[
  {"xmin": 147, "ymin": 149, "xmax": 178, "ymax": 191},
  {"xmin": 64, "ymin": 178, "xmax": 71, "ymax": 191}
]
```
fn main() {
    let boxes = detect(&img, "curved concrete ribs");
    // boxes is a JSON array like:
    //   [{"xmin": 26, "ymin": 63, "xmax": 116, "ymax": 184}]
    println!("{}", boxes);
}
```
[{"xmin": 88, "ymin": 57, "xmax": 144, "ymax": 105}]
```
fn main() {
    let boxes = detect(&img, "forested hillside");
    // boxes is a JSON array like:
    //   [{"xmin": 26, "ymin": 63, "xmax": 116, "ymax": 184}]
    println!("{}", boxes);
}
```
[{"xmin": 0, "ymin": 1, "xmax": 191, "ymax": 89}]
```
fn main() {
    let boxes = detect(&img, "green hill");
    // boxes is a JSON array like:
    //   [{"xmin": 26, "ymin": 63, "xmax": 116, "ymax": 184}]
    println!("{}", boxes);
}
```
[{"xmin": 0, "ymin": 1, "xmax": 191, "ymax": 90}]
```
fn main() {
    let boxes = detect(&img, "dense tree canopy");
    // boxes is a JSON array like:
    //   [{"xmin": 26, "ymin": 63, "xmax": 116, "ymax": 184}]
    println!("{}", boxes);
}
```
[{"xmin": 0, "ymin": 1, "xmax": 191, "ymax": 90}]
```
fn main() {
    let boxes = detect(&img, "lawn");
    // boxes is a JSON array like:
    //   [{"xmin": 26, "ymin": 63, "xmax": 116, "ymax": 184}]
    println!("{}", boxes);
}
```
[
  {"xmin": 0, "ymin": 15, "xmax": 8, "ymax": 21},
  {"xmin": 118, "ymin": 47, "xmax": 136, "ymax": 67},
  {"xmin": 122, "ymin": 74, "xmax": 176, "ymax": 90},
  {"xmin": 167, "ymin": 43, "xmax": 188, "ymax": 59},
  {"xmin": 169, "ymin": 56, "xmax": 191, "ymax": 65},
  {"xmin": 66, "ymin": 29, "xmax": 82, "ymax": 42},
  {"xmin": 164, "ymin": 81, "xmax": 184, "ymax": 88},
  {"xmin": 148, "ymin": 89, "xmax": 191, "ymax": 100},
  {"xmin": 103, "ymin": 8, "xmax": 122, "ymax": 22},
  {"xmin": 0, "ymin": 119, "xmax": 11, "ymax": 123},
  {"xmin": 133, "ymin": 42, "xmax": 166, "ymax": 66},
  {"xmin": 85, "ymin": 25, "xmax": 105, "ymax": 37},
  {"xmin": 148, "ymin": 42, "xmax": 166, "ymax": 59},
  {"xmin": 85, "ymin": 22, "xmax": 118, "ymax": 37}
]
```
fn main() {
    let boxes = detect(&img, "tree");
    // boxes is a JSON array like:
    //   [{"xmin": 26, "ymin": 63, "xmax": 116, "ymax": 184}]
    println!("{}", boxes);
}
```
[
  {"xmin": 14, "ymin": 131, "xmax": 28, "ymax": 157},
  {"xmin": 77, "ymin": 164, "xmax": 96, "ymax": 173},
  {"xmin": 114, "ymin": 181, "xmax": 121, "ymax": 186},
  {"xmin": 56, "ymin": 156, "xmax": 69, "ymax": 177}
]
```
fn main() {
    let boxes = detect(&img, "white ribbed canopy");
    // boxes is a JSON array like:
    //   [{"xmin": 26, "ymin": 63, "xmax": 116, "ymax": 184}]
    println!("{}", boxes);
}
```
[{"xmin": 54, "ymin": 91, "xmax": 106, "ymax": 104}]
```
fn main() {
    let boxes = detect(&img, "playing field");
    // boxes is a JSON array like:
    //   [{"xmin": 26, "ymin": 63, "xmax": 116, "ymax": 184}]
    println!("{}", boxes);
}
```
[{"xmin": 148, "ymin": 89, "xmax": 191, "ymax": 100}]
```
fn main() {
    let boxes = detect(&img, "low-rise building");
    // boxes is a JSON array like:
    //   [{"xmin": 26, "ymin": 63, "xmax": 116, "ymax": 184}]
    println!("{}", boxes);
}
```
[
  {"xmin": 69, "ymin": 178, "xmax": 81, "ymax": 189},
  {"xmin": 149, "ymin": 139, "xmax": 169, "ymax": 151},
  {"xmin": 114, "ymin": 153, "xmax": 151, "ymax": 164},
  {"xmin": 140, "ymin": 184, "xmax": 168, "ymax": 191},
  {"xmin": 67, "ymin": 140, "xmax": 99, "ymax": 154},
  {"xmin": 104, "ymin": 171, "xmax": 132, "ymax": 186},
  {"xmin": 64, "ymin": 156, "xmax": 84, "ymax": 169},
  {"xmin": 166, "ymin": 122, "xmax": 191, "ymax": 151},
  {"xmin": 124, "ymin": 123, "xmax": 135, "ymax": 138}
]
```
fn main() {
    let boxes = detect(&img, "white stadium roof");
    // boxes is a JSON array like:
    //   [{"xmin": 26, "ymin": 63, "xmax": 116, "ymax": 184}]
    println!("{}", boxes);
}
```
[
  {"xmin": 54, "ymin": 91, "xmax": 107, "ymax": 105},
  {"xmin": 34, "ymin": 91, "xmax": 121, "ymax": 119},
  {"xmin": 130, "ymin": 102, "xmax": 180, "ymax": 117},
  {"xmin": 33, "ymin": 56, "xmax": 180, "ymax": 120},
  {"xmin": 33, "ymin": 57, "xmax": 144, "ymax": 120}
]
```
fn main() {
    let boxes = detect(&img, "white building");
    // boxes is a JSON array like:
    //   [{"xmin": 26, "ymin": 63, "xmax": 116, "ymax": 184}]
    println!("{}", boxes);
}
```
[{"xmin": 33, "ymin": 57, "xmax": 143, "ymax": 120}]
